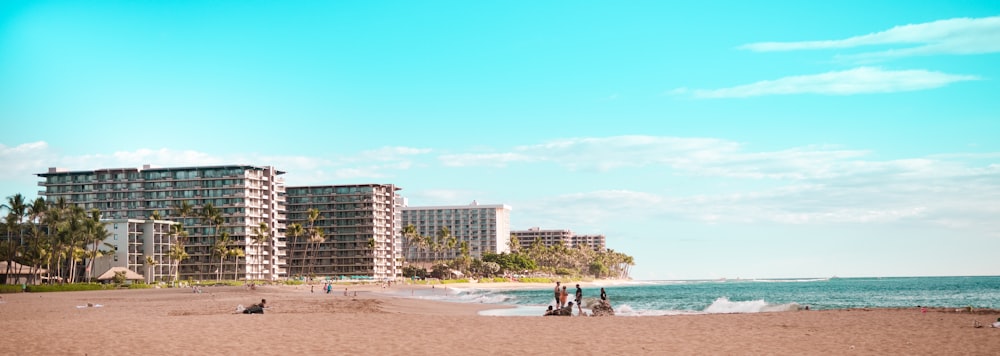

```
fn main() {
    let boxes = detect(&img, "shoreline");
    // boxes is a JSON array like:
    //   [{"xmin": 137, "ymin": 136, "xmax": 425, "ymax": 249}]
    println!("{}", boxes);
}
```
[{"xmin": 2, "ymin": 285, "xmax": 999, "ymax": 355}]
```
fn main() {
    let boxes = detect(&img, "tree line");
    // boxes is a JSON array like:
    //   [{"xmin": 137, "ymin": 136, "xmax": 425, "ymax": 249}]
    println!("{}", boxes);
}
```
[
  {"xmin": 0, "ymin": 193, "xmax": 279, "ymax": 284},
  {"xmin": 401, "ymin": 224, "xmax": 635, "ymax": 280}
]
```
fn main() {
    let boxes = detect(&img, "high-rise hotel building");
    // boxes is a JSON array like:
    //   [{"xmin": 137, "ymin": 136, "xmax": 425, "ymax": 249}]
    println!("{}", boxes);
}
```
[
  {"xmin": 37, "ymin": 165, "xmax": 287, "ymax": 281},
  {"xmin": 401, "ymin": 202, "xmax": 512, "ymax": 262},
  {"xmin": 284, "ymin": 184, "xmax": 403, "ymax": 280},
  {"xmin": 512, "ymin": 227, "xmax": 607, "ymax": 251}
]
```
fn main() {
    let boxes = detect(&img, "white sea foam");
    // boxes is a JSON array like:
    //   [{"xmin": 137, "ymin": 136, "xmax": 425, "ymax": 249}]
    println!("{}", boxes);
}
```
[
  {"xmin": 703, "ymin": 297, "xmax": 801, "ymax": 313},
  {"xmin": 752, "ymin": 278, "xmax": 830, "ymax": 283}
]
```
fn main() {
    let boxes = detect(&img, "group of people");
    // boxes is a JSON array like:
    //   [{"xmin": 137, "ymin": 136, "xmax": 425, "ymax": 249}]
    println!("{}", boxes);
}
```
[{"xmin": 545, "ymin": 281, "xmax": 608, "ymax": 316}]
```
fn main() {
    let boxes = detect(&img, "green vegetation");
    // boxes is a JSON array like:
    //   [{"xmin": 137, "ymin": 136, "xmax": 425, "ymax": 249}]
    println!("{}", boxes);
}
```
[
  {"xmin": 25, "ymin": 283, "xmax": 107, "ymax": 292},
  {"xmin": 439, "ymin": 279, "xmax": 470, "ymax": 284},
  {"xmin": 516, "ymin": 277, "xmax": 555, "ymax": 284},
  {"xmin": 401, "ymin": 226, "xmax": 636, "ymax": 282},
  {"xmin": 0, "ymin": 284, "xmax": 24, "ymax": 293},
  {"xmin": 2, "ymin": 194, "xmax": 118, "ymax": 285}
]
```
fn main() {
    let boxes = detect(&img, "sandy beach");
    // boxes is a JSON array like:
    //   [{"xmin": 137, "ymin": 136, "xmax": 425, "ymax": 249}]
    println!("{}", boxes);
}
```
[{"xmin": 2, "ymin": 283, "xmax": 998, "ymax": 355}]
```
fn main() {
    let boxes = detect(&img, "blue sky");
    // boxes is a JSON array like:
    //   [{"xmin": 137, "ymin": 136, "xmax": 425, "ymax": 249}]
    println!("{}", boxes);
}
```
[{"xmin": 2, "ymin": 1, "xmax": 999, "ymax": 279}]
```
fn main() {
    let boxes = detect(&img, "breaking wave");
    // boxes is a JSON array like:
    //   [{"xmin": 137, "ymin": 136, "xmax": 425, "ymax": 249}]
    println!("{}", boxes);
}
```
[{"xmin": 703, "ymin": 297, "xmax": 801, "ymax": 314}]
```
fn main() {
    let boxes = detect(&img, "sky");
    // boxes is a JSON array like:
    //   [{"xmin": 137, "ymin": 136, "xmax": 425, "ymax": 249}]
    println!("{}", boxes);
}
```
[{"xmin": 2, "ymin": 1, "xmax": 999, "ymax": 280}]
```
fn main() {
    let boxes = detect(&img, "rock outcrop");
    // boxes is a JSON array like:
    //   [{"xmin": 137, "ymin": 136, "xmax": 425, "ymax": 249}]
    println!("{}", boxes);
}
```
[{"xmin": 590, "ymin": 299, "xmax": 615, "ymax": 317}]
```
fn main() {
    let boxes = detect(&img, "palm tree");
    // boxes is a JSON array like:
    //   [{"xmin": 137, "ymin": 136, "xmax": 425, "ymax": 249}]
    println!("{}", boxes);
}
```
[
  {"xmin": 402, "ymin": 224, "xmax": 428, "ymax": 262},
  {"xmin": 307, "ymin": 227, "xmax": 325, "ymax": 277},
  {"xmin": 508, "ymin": 234, "xmax": 520, "ymax": 253},
  {"xmin": 455, "ymin": 241, "xmax": 471, "ymax": 273},
  {"xmin": 145, "ymin": 256, "xmax": 158, "ymax": 284},
  {"xmin": 212, "ymin": 231, "xmax": 230, "ymax": 281},
  {"xmin": 304, "ymin": 208, "xmax": 320, "ymax": 277},
  {"xmin": 227, "ymin": 247, "xmax": 245, "ymax": 281},
  {"xmin": 167, "ymin": 223, "xmax": 188, "ymax": 283},
  {"xmin": 435, "ymin": 227, "xmax": 452, "ymax": 262},
  {"xmin": 2, "ymin": 193, "xmax": 27, "ymax": 284},
  {"xmin": 83, "ymin": 209, "xmax": 111, "ymax": 282},
  {"xmin": 251, "ymin": 222, "xmax": 271, "ymax": 280},
  {"xmin": 62, "ymin": 205, "xmax": 88, "ymax": 283},
  {"xmin": 167, "ymin": 243, "xmax": 189, "ymax": 283},
  {"xmin": 446, "ymin": 235, "xmax": 457, "ymax": 261},
  {"xmin": 172, "ymin": 200, "xmax": 193, "ymax": 221},
  {"xmin": 285, "ymin": 223, "xmax": 304, "ymax": 277},
  {"xmin": 149, "ymin": 210, "xmax": 162, "ymax": 220},
  {"xmin": 201, "ymin": 203, "xmax": 223, "ymax": 280}
]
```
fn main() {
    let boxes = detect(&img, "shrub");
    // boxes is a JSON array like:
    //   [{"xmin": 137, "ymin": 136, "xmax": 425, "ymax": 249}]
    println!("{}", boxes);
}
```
[
  {"xmin": 0, "ymin": 285, "xmax": 24, "ymax": 293},
  {"xmin": 25, "ymin": 283, "xmax": 106, "ymax": 293},
  {"xmin": 517, "ymin": 277, "xmax": 554, "ymax": 284}
]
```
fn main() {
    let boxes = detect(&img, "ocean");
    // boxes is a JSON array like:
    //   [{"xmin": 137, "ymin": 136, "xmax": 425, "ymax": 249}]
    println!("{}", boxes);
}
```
[{"xmin": 387, "ymin": 276, "xmax": 1000, "ymax": 316}]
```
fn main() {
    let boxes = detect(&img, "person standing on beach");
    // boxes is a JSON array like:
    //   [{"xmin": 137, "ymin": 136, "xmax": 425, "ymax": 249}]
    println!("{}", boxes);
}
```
[
  {"xmin": 575, "ymin": 284, "xmax": 583, "ymax": 313},
  {"xmin": 600, "ymin": 287, "xmax": 607, "ymax": 301},
  {"xmin": 560, "ymin": 286, "xmax": 569, "ymax": 308},
  {"xmin": 554, "ymin": 282, "xmax": 561, "ymax": 307}
]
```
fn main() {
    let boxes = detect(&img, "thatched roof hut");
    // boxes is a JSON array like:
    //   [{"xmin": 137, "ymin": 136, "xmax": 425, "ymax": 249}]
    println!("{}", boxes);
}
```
[{"xmin": 96, "ymin": 267, "xmax": 144, "ymax": 281}]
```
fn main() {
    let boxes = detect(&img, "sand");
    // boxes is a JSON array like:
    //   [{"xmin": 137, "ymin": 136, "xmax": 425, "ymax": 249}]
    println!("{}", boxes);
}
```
[{"xmin": 2, "ymin": 283, "xmax": 998, "ymax": 355}]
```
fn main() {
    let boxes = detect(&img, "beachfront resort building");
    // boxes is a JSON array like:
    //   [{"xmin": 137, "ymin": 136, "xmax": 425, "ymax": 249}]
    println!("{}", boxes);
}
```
[
  {"xmin": 401, "ymin": 202, "xmax": 512, "ymax": 263},
  {"xmin": 284, "ymin": 184, "xmax": 404, "ymax": 280},
  {"xmin": 37, "ymin": 165, "xmax": 287, "ymax": 281},
  {"xmin": 512, "ymin": 227, "xmax": 606, "ymax": 251},
  {"xmin": 92, "ymin": 219, "xmax": 179, "ymax": 283}
]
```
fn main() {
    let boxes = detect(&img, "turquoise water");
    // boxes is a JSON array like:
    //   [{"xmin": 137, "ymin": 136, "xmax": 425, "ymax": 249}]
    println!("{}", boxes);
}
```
[{"xmin": 391, "ymin": 276, "xmax": 1000, "ymax": 316}]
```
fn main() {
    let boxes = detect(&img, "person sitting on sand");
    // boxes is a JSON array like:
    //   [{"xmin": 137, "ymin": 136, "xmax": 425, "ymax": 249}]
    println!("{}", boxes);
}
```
[
  {"xmin": 545, "ymin": 302, "xmax": 574, "ymax": 316},
  {"xmin": 560, "ymin": 302, "xmax": 574, "ymax": 316},
  {"xmin": 243, "ymin": 298, "xmax": 266, "ymax": 314},
  {"xmin": 544, "ymin": 305, "xmax": 554, "ymax": 316}
]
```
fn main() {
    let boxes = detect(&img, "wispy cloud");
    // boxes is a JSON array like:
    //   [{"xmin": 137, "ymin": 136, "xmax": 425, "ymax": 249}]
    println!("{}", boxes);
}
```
[
  {"xmin": 432, "ymin": 135, "xmax": 1000, "ymax": 232},
  {"xmin": 441, "ymin": 135, "xmax": 871, "ymax": 179},
  {"xmin": 741, "ymin": 15, "xmax": 1000, "ymax": 59},
  {"xmin": 6, "ymin": 137, "xmax": 999, "ymax": 234},
  {"xmin": 517, "ymin": 157, "xmax": 1000, "ymax": 231},
  {"xmin": 438, "ymin": 152, "xmax": 539, "ymax": 167},
  {"xmin": 0, "ymin": 142, "xmax": 426, "ymax": 191},
  {"xmin": 671, "ymin": 67, "xmax": 978, "ymax": 98}
]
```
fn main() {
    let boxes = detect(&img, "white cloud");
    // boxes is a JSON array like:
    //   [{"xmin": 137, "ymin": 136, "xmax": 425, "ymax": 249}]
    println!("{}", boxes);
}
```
[
  {"xmin": 438, "ymin": 152, "xmax": 539, "ymax": 167},
  {"xmin": 460, "ymin": 135, "xmax": 1000, "ymax": 232},
  {"xmin": 6, "ymin": 137, "xmax": 999, "ymax": 235},
  {"xmin": 0, "ymin": 141, "xmax": 53, "ymax": 180},
  {"xmin": 356, "ymin": 146, "xmax": 432, "ymax": 161},
  {"xmin": 673, "ymin": 67, "xmax": 977, "ymax": 98},
  {"xmin": 441, "ymin": 135, "xmax": 873, "ymax": 179},
  {"xmin": 0, "ymin": 143, "xmax": 424, "ymax": 195},
  {"xmin": 741, "ymin": 15, "xmax": 1000, "ymax": 59},
  {"xmin": 405, "ymin": 189, "xmax": 484, "ymax": 206}
]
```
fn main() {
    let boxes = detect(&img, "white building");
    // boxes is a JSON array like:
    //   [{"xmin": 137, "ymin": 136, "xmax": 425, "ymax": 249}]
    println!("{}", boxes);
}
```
[
  {"xmin": 93, "ymin": 219, "xmax": 179, "ymax": 283},
  {"xmin": 401, "ymin": 202, "xmax": 511, "ymax": 262},
  {"xmin": 285, "ymin": 184, "xmax": 403, "ymax": 280},
  {"xmin": 37, "ymin": 164, "xmax": 287, "ymax": 281},
  {"xmin": 512, "ymin": 227, "xmax": 607, "ymax": 251}
]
